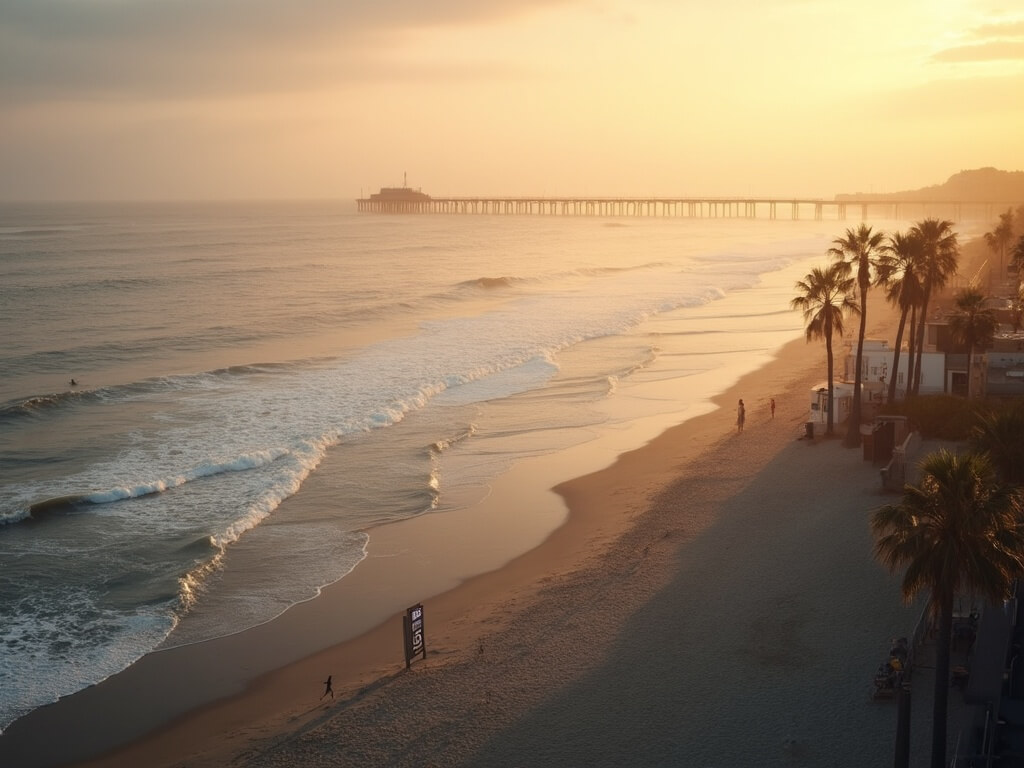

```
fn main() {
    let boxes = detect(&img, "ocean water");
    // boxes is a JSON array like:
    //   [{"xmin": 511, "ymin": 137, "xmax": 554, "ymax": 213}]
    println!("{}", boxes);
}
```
[{"xmin": 0, "ymin": 200, "xmax": 898, "ymax": 732}]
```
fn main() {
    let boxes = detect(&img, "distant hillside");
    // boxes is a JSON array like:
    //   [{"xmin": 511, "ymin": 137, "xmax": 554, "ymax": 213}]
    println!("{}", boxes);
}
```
[{"xmin": 836, "ymin": 167, "xmax": 1024, "ymax": 202}]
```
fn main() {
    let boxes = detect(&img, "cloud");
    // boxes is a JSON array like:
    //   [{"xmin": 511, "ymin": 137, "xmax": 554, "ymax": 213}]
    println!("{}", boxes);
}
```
[
  {"xmin": 931, "ymin": 15, "xmax": 1024, "ymax": 64},
  {"xmin": 932, "ymin": 40, "xmax": 1024, "ymax": 63},
  {"xmin": 0, "ymin": 0, "xmax": 575, "ymax": 103},
  {"xmin": 967, "ymin": 19, "xmax": 1024, "ymax": 40}
]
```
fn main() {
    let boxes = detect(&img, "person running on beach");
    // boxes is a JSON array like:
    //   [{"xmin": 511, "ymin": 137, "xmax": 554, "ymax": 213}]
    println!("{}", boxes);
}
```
[
  {"xmin": 737, "ymin": 399, "xmax": 745, "ymax": 433},
  {"xmin": 770, "ymin": 398, "xmax": 775, "ymax": 419},
  {"xmin": 321, "ymin": 675, "xmax": 333, "ymax": 700}
]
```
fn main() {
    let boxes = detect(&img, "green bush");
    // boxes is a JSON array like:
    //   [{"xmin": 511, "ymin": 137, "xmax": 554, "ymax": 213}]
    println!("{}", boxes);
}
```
[{"xmin": 879, "ymin": 395, "xmax": 986, "ymax": 440}]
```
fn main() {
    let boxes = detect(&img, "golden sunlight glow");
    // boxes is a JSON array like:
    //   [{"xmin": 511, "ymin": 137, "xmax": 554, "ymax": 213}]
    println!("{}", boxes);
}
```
[{"xmin": 1, "ymin": 0, "xmax": 1022, "ymax": 200}]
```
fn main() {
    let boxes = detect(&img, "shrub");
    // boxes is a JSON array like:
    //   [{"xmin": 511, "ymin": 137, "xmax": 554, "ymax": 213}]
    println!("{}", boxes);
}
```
[{"xmin": 879, "ymin": 395, "xmax": 984, "ymax": 440}]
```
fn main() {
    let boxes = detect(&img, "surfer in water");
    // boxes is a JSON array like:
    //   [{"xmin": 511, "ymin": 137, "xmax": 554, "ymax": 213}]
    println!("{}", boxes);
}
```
[{"xmin": 69, "ymin": 378, "xmax": 77, "ymax": 387}]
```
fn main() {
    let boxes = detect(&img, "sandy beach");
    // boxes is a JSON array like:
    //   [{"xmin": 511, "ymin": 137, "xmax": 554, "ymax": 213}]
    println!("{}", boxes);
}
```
[
  {"xmin": 2, "ymin": 0, "xmax": 1016, "ymax": 757},
  {"xmin": 0, "ymin": 292, "xmax": 930, "ymax": 768}
]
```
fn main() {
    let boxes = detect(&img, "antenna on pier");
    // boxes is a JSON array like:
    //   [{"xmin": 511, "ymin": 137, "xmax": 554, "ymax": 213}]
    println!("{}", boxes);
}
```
[{"xmin": 404, "ymin": 171, "xmax": 407, "ymax": 188}]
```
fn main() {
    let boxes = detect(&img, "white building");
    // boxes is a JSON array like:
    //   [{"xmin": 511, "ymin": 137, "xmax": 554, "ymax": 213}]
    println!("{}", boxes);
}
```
[
  {"xmin": 843, "ymin": 337, "xmax": 951, "ymax": 403},
  {"xmin": 808, "ymin": 381, "xmax": 854, "ymax": 427}
]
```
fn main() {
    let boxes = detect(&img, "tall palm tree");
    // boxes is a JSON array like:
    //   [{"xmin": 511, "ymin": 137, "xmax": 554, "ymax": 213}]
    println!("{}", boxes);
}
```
[
  {"xmin": 984, "ymin": 209, "xmax": 1015, "ymax": 291},
  {"xmin": 947, "ymin": 287, "xmax": 998, "ymax": 399},
  {"xmin": 829, "ymin": 224, "xmax": 886, "ymax": 446},
  {"xmin": 791, "ymin": 263, "xmax": 857, "ymax": 436},
  {"xmin": 872, "ymin": 450, "xmax": 1024, "ymax": 768},
  {"xmin": 877, "ymin": 230, "xmax": 924, "ymax": 403},
  {"xmin": 909, "ymin": 219, "xmax": 959, "ymax": 397}
]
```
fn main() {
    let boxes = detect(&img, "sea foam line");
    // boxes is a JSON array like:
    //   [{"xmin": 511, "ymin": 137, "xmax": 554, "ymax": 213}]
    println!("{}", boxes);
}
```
[
  {"xmin": 1, "ymin": 450, "xmax": 292, "ymax": 527},
  {"xmin": 83, "ymin": 449, "xmax": 289, "ymax": 506}
]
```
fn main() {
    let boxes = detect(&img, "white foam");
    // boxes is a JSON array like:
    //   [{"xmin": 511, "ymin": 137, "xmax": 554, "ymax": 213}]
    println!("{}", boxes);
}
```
[
  {"xmin": 81, "ymin": 448, "xmax": 289, "ymax": 506},
  {"xmin": 0, "ymin": 508, "xmax": 30, "ymax": 526}
]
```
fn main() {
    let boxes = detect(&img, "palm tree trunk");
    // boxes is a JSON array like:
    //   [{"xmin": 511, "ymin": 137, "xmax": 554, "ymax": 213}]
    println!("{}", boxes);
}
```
[
  {"xmin": 826, "ymin": 335, "xmax": 835, "ymax": 436},
  {"xmin": 930, "ymin": 595, "xmax": 954, "ymax": 768},
  {"xmin": 845, "ymin": 305, "xmax": 868, "ymax": 447},
  {"xmin": 905, "ymin": 306, "xmax": 918, "ymax": 400},
  {"xmin": 913, "ymin": 288, "xmax": 933, "ymax": 396},
  {"xmin": 888, "ymin": 306, "xmax": 909, "ymax": 403}
]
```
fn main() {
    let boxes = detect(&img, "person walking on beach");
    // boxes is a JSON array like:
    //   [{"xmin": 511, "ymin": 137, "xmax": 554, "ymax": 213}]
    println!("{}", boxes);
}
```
[
  {"xmin": 736, "ymin": 399, "xmax": 745, "ymax": 433},
  {"xmin": 321, "ymin": 675, "xmax": 333, "ymax": 700},
  {"xmin": 770, "ymin": 398, "xmax": 776, "ymax": 419}
]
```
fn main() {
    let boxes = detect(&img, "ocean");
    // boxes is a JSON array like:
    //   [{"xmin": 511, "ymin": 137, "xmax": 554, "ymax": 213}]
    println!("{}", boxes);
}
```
[{"xmin": 0, "ymin": 200, "xmax": 902, "ymax": 732}]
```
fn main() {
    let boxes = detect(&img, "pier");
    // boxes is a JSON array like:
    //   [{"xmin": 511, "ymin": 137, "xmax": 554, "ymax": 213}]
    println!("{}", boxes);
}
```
[{"xmin": 356, "ymin": 194, "xmax": 1014, "ymax": 222}]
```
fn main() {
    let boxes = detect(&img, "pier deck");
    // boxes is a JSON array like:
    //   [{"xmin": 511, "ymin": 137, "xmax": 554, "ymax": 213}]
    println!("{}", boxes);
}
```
[{"xmin": 356, "ymin": 195, "xmax": 1013, "ymax": 221}]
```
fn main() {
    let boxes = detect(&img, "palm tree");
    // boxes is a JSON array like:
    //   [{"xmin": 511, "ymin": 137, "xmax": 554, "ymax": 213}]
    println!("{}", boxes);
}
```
[
  {"xmin": 984, "ymin": 209, "xmax": 1015, "ymax": 291},
  {"xmin": 829, "ymin": 224, "xmax": 886, "ymax": 447},
  {"xmin": 791, "ymin": 263, "xmax": 857, "ymax": 436},
  {"xmin": 947, "ymin": 287, "xmax": 998, "ymax": 399},
  {"xmin": 1011, "ymin": 234, "xmax": 1024, "ymax": 275},
  {"xmin": 970, "ymin": 404, "xmax": 1024, "ymax": 486},
  {"xmin": 909, "ymin": 219, "xmax": 959, "ymax": 397},
  {"xmin": 877, "ymin": 230, "xmax": 924, "ymax": 403},
  {"xmin": 872, "ymin": 450, "xmax": 1024, "ymax": 768}
]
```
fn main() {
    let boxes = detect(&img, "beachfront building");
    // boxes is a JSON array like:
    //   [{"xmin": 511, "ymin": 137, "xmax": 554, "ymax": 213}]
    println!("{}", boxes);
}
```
[
  {"xmin": 840, "ymin": 313, "xmax": 1015, "ymax": 403},
  {"xmin": 841, "ymin": 338, "xmax": 946, "ymax": 406},
  {"xmin": 973, "ymin": 273, "xmax": 1024, "ymax": 397},
  {"xmin": 986, "ymin": 331, "xmax": 1024, "ymax": 397},
  {"xmin": 815, "ymin": 287, "xmax": 1019, "ymax": 423},
  {"xmin": 919, "ymin": 316, "xmax": 992, "ymax": 397}
]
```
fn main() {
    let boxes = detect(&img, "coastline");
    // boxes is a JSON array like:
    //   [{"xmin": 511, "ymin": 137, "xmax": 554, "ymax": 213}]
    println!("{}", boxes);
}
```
[
  {"xmin": 2, "ymin": 299, "xmax": 903, "ymax": 767},
  {"xmin": 4, "ymin": 304, "xmax": 901, "ymax": 767}
]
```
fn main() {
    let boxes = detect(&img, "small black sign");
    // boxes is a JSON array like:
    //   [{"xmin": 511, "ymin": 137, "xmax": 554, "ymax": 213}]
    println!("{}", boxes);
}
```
[{"xmin": 404, "ymin": 603, "xmax": 426, "ymax": 668}]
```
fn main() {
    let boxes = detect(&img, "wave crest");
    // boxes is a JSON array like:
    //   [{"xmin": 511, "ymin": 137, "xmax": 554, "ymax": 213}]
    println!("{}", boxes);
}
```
[
  {"xmin": 83, "ymin": 449, "xmax": 288, "ymax": 507},
  {"xmin": 458, "ymin": 275, "xmax": 523, "ymax": 290},
  {"xmin": 0, "ymin": 390, "xmax": 91, "ymax": 421},
  {"xmin": 2, "ymin": 450, "xmax": 289, "ymax": 529}
]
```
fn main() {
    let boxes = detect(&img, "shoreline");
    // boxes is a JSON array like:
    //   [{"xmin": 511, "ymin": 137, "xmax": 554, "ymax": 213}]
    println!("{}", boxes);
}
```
[
  {"xmin": 238, "ymin": 299, "xmax": 913, "ymax": 767},
  {"xmin": 4, "ymin": 323, "xmax": 875, "ymax": 768},
  {"xmin": 2, "ymin": 300, "xmax": 900, "ymax": 768},
  {"xmin": 0, "ymin": 336, "xmax": 808, "ymax": 767}
]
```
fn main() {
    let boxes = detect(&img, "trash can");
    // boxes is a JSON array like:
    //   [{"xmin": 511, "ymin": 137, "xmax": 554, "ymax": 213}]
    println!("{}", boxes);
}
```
[
  {"xmin": 805, "ymin": 422, "xmax": 814, "ymax": 439},
  {"xmin": 874, "ymin": 421, "xmax": 895, "ymax": 466}
]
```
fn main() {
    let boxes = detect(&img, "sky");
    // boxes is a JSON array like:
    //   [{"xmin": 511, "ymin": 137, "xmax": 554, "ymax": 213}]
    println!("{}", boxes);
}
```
[{"xmin": 2, "ymin": 0, "xmax": 1023, "ymax": 201}]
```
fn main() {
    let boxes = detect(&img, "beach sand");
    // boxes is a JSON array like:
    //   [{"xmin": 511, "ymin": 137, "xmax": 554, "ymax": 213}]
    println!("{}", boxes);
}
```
[{"xmin": 0, "ymin": 298, "xmax": 925, "ymax": 768}]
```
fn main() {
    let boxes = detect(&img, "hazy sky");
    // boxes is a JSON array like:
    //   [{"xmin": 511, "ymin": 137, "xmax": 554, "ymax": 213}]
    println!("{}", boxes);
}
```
[{"xmin": 2, "ymin": 0, "xmax": 1023, "ymax": 201}]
